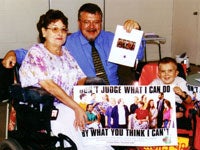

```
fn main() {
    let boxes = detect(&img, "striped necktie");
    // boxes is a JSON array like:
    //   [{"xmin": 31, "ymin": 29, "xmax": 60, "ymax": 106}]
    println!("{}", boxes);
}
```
[{"xmin": 89, "ymin": 41, "xmax": 109, "ymax": 85}]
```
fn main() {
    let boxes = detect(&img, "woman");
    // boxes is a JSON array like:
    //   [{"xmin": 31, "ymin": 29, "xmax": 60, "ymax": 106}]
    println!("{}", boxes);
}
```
[
  {"xmin": 128, "ymin": 96, "xmax": 139, "ymax": 129},
  {"xmin": 141, "ymin": 94, "xmax": 148, "ymax": 109},
  {"xmin": 162, "ymin": 100, "xmax": 173, "ymax": 128},
  {"xmin": 19, "ymin": 10, "xmax": 112, "ymax": 149},
  {"xmin": 132, "ymin": 101, "xmax": 149, "ymax": 129},
  {"xmin": 146, "ymin": 99, "xmax": 158, "ymax": 129}
]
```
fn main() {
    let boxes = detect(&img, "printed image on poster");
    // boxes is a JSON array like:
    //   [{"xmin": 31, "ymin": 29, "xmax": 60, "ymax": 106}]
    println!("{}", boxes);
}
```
[{"xmin": 74, "ymin": 85, "xmax": 178, "ymax": 147}]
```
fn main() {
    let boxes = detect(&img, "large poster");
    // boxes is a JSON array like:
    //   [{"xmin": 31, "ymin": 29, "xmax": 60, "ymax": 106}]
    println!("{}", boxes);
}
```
[{"xmin": 74, "ymin": 85, "xmax": 178, "ymax": 147}]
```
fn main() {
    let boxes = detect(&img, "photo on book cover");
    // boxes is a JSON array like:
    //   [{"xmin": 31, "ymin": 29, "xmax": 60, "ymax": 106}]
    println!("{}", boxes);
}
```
[
  {"xmin": 116, "ymin": 38, "xmax": 136, "ymax": 51},
  {"xmin": 74, "ymin": 85, "xmax": 178, "ymax": 147}
]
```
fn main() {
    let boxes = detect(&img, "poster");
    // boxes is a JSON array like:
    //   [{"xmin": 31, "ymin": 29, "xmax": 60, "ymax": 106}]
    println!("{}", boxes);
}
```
[
  {"xmin": 187, "ymin": 83, "xmax": 200, "ymax": 100},
  {"xmin": 74, "ymin": 85, "xmax": 178, "ymax": 147},
  {"xmin": 108, "ymin": 25, "xmax": 143, "ymax": 67}
]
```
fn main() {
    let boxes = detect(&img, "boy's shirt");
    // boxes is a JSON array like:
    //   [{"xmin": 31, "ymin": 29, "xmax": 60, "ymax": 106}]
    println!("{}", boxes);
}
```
[{"xmin": 150, "ymin": 76, "xmax": 189, "ymax": 104}]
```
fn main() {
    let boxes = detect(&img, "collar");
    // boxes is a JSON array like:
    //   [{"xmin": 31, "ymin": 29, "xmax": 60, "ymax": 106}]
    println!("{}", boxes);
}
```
[{"xmin": 78, "ymin": 30, "xmax": 103, "ymax": 45}]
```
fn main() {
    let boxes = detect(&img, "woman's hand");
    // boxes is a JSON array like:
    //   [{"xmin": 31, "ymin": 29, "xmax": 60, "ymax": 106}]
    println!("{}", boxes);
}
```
[
  {"xmin": 73, "ymin": 107, "xmax": 87, "ymax": 131},
  {"xmin": 39, "ymin": 79, "xmax": 87, "ymax": 131},
  {"xmin": 123, "ymin": 19, "xmax": 141, "ymax": 33},
  {"xmin": 77, "ymin": 77, "xmax": 87, "ymax": 85}
]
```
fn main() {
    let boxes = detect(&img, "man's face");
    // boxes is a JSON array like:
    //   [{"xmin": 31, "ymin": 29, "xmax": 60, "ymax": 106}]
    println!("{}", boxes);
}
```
[
  {"xmin": 158, "ymin": 93, "xmax": 163, "ymax": 99},
  {"xmin": 88, "ymin": 105, "xmax": 94, "ymax": 112},
  {"xmin": 78, "ymin": 11, "xmax": 102, "ymax": 41}
]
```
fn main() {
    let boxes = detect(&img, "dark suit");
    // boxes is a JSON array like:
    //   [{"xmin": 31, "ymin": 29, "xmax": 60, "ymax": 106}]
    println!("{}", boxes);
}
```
[
  {"xmin": 157, "ymin": 98, "xmax": 165, "ymax": 128},
  {"xmin": 111, "ymin": 105, "xmax": 129, "ymax": 128}
]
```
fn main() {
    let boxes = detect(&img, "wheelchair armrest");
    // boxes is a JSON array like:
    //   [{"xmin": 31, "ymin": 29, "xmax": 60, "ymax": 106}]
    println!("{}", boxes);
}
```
[{"xmin": 9, "ymin": 83, "xmax": 54, "ymax": 105}]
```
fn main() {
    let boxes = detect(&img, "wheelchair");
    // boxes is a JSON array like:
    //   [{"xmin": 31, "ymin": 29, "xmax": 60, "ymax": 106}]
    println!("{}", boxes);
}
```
[{"xmin": 0, "ymin": 63, "xmax": 77, "ymax": 150}]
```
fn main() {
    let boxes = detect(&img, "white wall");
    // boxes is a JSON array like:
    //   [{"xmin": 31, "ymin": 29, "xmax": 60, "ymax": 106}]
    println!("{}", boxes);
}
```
[
  {"xmin": 0, "ymin": 0, "xmax": 48, "ymax": 57},
  {"xmin": 105, "ymin": 0, "xmax": 173, "ymax": 61},
  {"xmin": 50, "ymin": 0, "xmax": 104, "ymax": 33},
  {"xmin": 0, "ymin": 0, "xmax": 104, "ymax": 58},
  {"xmin": 0, "ymin": 0, "xmax": 173, "ymax": 61},
  {"xmin": 172, "ymin": 0, "xmax": 200, "ymax": 65}
]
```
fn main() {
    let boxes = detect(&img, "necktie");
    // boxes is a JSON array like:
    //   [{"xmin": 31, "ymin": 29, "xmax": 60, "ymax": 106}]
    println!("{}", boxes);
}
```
[{"xmin": 89, "ymin": 41, "xmax": 109, "ymax": 85}]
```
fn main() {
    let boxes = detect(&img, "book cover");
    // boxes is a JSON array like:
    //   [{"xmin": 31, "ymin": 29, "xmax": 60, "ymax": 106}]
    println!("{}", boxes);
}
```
[{"xmin": 108, "ymin": 25, "xmax": 143, "ymax": 67}]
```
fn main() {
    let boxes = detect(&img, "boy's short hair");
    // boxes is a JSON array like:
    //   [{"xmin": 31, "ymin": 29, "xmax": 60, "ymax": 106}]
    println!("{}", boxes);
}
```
[{"xmin": 158, "ymin": 57, "xmax": 178, "ymax": 69}]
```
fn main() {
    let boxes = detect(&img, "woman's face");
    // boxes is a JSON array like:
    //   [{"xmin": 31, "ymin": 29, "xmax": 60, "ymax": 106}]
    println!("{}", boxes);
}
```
[
  {"xmin": 158, "ymin": 62, "xmax": 179, "ymax": 84},
  {"xmin": 138, "ymin": 103, "xmax": 143, "ymax": 108},
  {"xmin": 164, "ymin": 102, "xmax": 167, "ymax": 108},
  {"xmin": 42, "ymin": 20, "xmax": 67, "ymax": 47},
  {"xmin": 150, "ymin": 100, "xmax": 154, "ymax": 106}
]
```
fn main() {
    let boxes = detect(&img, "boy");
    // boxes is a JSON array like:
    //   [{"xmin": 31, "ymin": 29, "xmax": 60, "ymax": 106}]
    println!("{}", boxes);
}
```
[{"xmin": 150, "ymin": 57, "xmax": 192, "ymax": 129}]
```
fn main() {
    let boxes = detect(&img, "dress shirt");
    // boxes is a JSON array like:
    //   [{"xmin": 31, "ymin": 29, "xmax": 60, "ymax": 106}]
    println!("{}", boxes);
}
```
[{"xmin": 66, "ymin": 30, "xmax": 118, "ymax": 85}]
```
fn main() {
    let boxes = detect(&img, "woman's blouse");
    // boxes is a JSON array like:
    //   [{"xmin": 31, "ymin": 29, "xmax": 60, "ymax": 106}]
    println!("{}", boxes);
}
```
[
  {"xmin": 135, "ymin": 108, "xmax": 149, "ymax": 120},
  {"xmin": 163, "ymin": 109, "xmax": 171, "ymax": 121},
  {"xmin": 19, "ymin": 43, "xmax": 86, "ymax": 97}
]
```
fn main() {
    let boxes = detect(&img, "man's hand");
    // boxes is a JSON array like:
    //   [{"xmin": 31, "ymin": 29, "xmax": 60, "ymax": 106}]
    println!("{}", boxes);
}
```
[
  {"xmin": 123, "ymin": 19, "xmax": 141, "ymax": 33},
  {"xmin": 2, "ymin": 50, "xmax": 16, "ymax": 68}
]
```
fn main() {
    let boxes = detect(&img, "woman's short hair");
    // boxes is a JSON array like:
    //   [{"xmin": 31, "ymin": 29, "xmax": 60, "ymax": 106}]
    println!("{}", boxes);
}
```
[{"xmin": 37, "ymin": 9, "xmax": 68, "ymax": 43}]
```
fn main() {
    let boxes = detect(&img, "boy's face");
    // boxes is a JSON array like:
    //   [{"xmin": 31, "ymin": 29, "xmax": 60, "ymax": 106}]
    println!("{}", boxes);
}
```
[{"xmin": 158, "ymin": 62, "xmax": 179, "ymax": 84}]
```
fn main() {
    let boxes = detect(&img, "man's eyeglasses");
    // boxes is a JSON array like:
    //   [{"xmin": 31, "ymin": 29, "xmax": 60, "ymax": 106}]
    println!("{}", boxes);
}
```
[
  {"xmin": 46, "ymin": 27, "xmax": 68, "ymax": 34},
  {"xmin": 80, "ymin": 20, "xmax": 102, "ymax": 26}
]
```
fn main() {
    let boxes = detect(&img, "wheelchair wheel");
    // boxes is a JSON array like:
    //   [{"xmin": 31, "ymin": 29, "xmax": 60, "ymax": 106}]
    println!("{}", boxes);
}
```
[
  {"xmin": 0, "ymin": 138, "xmax": 24, "ymax": 150},
  {"xmin": 58, "ymin": 134, "xmax": 77, "ymax": 150}
]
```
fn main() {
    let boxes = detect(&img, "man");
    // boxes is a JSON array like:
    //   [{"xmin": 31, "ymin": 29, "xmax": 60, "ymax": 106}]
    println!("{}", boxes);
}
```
[
  {"xmin": 2, "ymin": 3, "xmax": 145, "ymax": 85},
  {"xmin": 85, "ymin": 104, "xmax": 102, "ymax": 129},
  {"xmin": 156, "ymin": 92, "xmax": 166, "ymax": 128}
]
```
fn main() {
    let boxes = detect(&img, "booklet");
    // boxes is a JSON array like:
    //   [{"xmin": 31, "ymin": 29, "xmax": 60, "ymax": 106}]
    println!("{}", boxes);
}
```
[{"xmin": 108, "ymin": 25, "xmax": 144, "ymax": 67}]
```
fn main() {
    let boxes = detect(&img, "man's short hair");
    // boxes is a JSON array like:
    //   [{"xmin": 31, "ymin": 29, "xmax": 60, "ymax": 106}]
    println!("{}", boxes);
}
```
[{"xmin": 78, "ymin": 3, "xmax": 103, "ymax": 20}]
